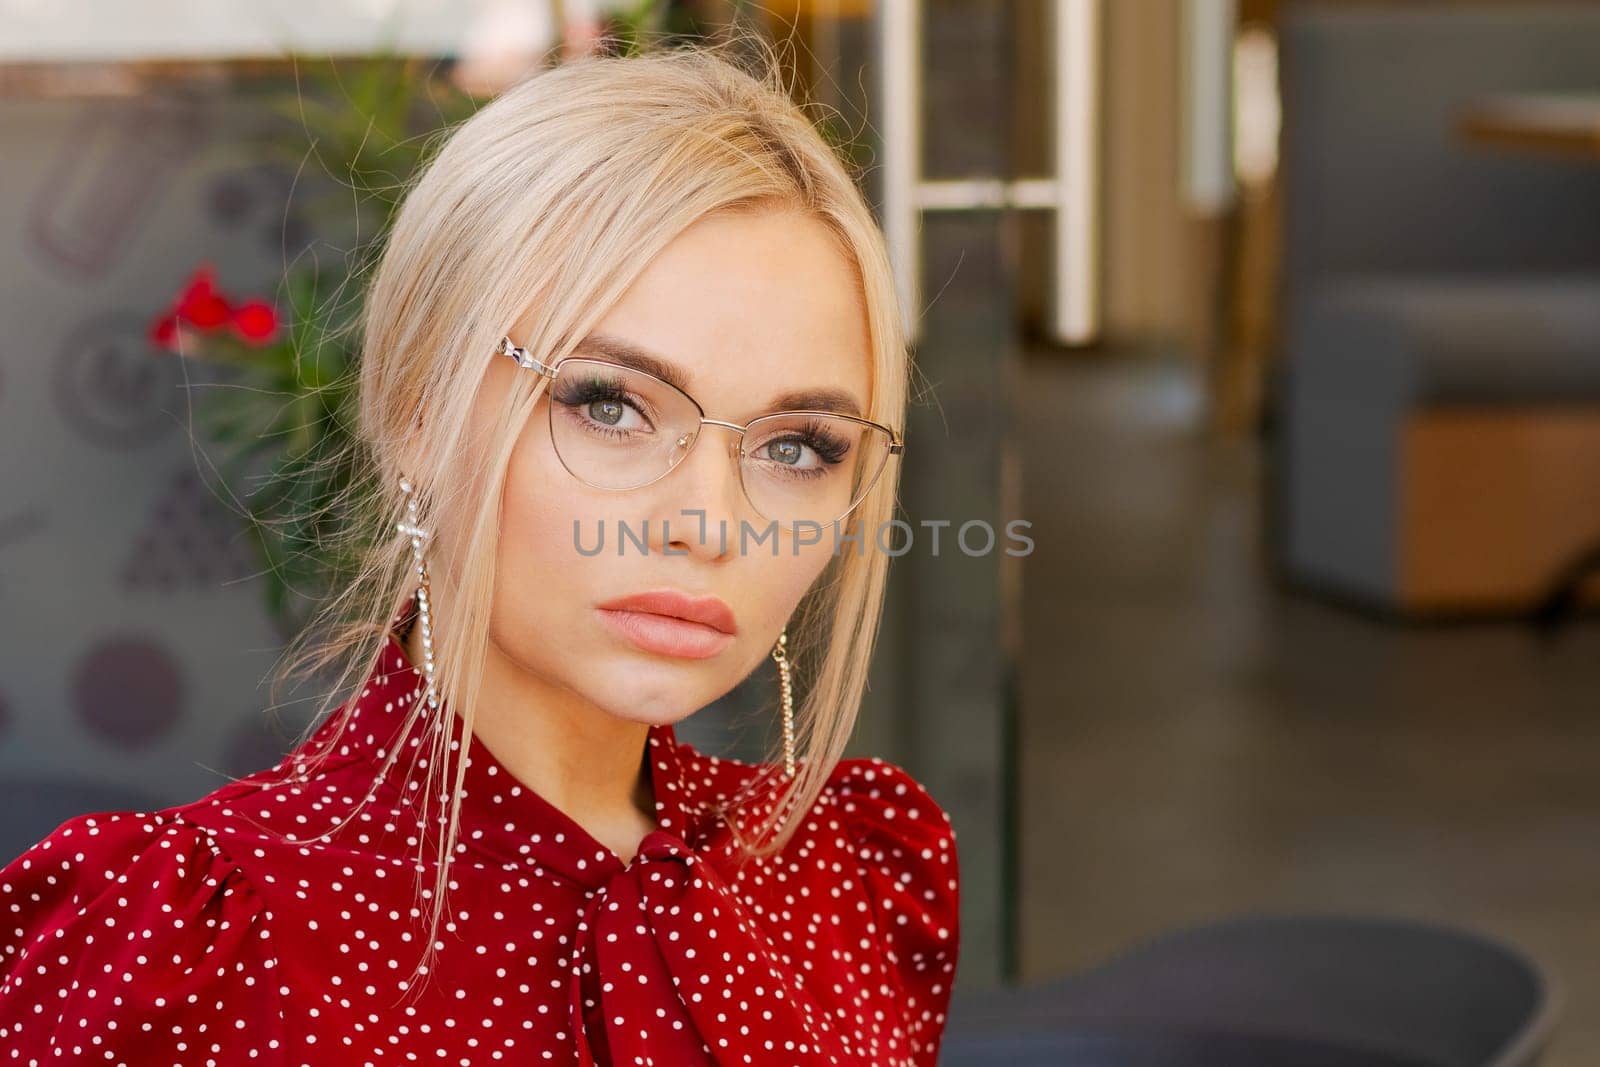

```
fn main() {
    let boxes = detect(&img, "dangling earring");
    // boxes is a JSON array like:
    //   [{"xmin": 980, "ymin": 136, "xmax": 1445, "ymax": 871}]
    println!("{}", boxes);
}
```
[
  {"xmin": 772, "ymin": 627, "xmax": 795, "ymax": 778},
  {"xmin": 396, "ymin": 475, "xmax": 440, "ymax": 712}
]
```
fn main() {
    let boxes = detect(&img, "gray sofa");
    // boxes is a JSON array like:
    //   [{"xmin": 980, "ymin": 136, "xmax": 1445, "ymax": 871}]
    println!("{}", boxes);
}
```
[{"xmin": 1277, "ymin": 2, "xmax": 1600, "ymax": 614}]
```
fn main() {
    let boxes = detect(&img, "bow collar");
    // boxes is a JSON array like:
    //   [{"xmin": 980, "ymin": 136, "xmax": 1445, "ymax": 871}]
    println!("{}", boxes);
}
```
[{"xmin": 568, "ymin": 828, "xmax": 860, "ymax": 1066}]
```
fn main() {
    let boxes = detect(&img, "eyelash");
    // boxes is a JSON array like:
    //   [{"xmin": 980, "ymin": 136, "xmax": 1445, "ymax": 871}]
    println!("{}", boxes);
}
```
[
  {"xmin": 552, "ymin": 379, "xmax": 852, "ymax": 476},
  {"xmin": 553, "ymin": 375, "xmax": 656, "ymax": 433},
  {"xmin": 766, "ymin": 419, "xmax": 851, "ymax": 471}
]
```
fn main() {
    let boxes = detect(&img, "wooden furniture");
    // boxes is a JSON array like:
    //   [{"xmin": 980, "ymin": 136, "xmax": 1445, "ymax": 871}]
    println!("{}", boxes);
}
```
[
  {"xmin": 1462, "ymin": 92, "xmax": 1600, "ymax": 161},
  {"xmin": 1401, "ymin": 410, "xmax": 1600, "ymax": 613},
  {"xmin": 1438, "ymin": 93, "xmax": 1600, "ymax": 613}
]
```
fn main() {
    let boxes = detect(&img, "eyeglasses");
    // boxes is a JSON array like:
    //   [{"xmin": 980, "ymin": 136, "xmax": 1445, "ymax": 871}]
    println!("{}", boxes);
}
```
[{"xmin": 497, "ymin": 336, "xmax": 903, "ymax": 530}]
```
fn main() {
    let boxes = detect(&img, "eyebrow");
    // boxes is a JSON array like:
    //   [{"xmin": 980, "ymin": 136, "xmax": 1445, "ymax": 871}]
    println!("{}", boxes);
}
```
[{"xmin": 571, "ymin": 332, "xmax": 865, "ymax": 419}]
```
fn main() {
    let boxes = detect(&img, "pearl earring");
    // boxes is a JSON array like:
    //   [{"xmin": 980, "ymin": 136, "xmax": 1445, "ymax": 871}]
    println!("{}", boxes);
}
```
[
  {"xmin": 772, "ymin": 626, "xmax": 795, "ymax": 778},
  {"xmin": 396, "ymin": 475, "xmax": 439, "ymax": 712}
]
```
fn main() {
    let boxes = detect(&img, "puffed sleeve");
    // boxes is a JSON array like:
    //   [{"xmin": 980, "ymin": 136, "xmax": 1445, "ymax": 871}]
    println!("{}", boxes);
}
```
[
  {"xmin": 0, "ymin": 809, "xmax": 288, "ymax": 1063},
  {"xmin": 829, "ymin": 757, "xmax": 962, "ymax": 1067}
]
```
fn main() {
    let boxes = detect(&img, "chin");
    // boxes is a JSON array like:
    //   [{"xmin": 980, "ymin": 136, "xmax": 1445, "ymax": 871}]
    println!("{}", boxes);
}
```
[
  {"xmin": 588, "ymin": 662, "xmax": 728, "ymax": 727},
  {"xmin": 599, "ymin": 692, "xmax": 704, "ymax": 729}
]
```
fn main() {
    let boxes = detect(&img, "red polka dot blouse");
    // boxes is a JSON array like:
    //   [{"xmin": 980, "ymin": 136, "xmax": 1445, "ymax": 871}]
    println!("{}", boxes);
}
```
[{"xmin": 0, "ymin": 630, "xmax": 961, "ymax": 1064}]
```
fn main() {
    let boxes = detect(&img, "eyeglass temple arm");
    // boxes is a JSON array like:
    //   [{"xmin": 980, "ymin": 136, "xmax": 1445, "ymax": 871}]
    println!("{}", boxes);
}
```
[{"xmin": 497, "ymin": 336, "xmax": 557, "ymax": 378}]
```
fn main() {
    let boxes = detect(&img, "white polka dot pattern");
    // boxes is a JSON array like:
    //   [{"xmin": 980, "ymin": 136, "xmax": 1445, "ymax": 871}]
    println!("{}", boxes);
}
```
[
  {"xmin": 0, "ymin": 814, "xmax": 284, "ymax": 1062},
  {"xmin": 0, "ymin": 631, "xmax": 961, "ymax": 1065}
]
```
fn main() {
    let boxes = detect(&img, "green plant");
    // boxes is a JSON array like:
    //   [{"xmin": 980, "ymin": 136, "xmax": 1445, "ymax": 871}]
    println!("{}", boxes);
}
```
[{"xmin": 157, "ymin": 54, "xmax": 480, "ymax": 636}]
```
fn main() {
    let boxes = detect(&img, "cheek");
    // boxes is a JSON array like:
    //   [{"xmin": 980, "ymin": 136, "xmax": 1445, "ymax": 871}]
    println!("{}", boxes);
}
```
[
  {"xmin": 494, "ymin": 406, "xmax": 607, "ymax": 620},
  {"xmin": 504, "ymin": 452, "xmax": 560, "ymax": 546},
  {"xmin": 734, "ymin": 542, "xmax": 836, "ymax": 655},
  {"xmin": 501, "ymin": 409, "xmax": 565, "ymax": 555},
  {"xmin": 501, "ymin": 395, "xmax": 624, "ymax": 553}
]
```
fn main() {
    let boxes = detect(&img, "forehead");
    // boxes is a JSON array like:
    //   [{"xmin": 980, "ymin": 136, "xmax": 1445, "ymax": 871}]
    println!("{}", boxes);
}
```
[{"xmin": 541, "ymin": 209, "xmax": 874, "ymax": 423}]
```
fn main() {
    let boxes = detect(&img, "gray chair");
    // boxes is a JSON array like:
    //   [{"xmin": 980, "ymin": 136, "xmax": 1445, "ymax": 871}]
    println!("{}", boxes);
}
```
[
  {"xmin": 940, "ymin": 1029, "xmax": 1438, "ymax": 1067},
  {"xmin": 1276, "ymin": 2, "xmax": 1600, "ymax": 615},
  {"xmin": 940, "ymin": 913, "xmax": 1559, "ymax": 1067}
]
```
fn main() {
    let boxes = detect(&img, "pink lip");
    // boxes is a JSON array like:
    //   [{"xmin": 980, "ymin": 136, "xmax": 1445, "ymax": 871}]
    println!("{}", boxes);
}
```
[{"xmin": 595, "ymin": 590, "xmax": 738, "ymax": 660}]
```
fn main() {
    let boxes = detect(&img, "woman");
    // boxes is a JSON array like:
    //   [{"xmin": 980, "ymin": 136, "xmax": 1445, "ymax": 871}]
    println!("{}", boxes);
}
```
[{"xmin": 0, "ymin": 42, "xmax": 959, "ymax": 1065}]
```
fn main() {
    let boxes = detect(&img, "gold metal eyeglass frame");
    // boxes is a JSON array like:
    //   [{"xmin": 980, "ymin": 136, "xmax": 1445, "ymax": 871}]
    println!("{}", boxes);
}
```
[{"xmin": 496, "ymin": 335, "xmax": 904, "ymax": 526}]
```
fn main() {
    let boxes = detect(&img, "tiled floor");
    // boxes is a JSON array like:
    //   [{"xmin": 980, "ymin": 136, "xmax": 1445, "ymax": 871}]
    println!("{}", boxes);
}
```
[{"xmin": 1016, "ymin": 351, "xmax": 1600, "ymax": 1065}]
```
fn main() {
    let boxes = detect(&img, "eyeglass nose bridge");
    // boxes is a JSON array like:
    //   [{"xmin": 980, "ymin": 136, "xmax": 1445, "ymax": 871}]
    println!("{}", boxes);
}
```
[{"xmin": 677, "ymin": 417, "xmax": 749, "ymax": 460}]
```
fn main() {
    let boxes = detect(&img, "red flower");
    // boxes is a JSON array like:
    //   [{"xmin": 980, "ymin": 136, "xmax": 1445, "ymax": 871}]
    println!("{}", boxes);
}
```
[
  {"xmin": 230, "ymin": 300, "xmax": 279, "ymax": 345},
  {"xmin": 149, "ymin": 313, "xmax": 181, "ymax": 350},
  {"xmin": 174, "ymin": 264, "xmax": 232, "ymax": 329},
  {"xmin": 150, "ymin": 263, "xmax": 281, "ymax": 352}
]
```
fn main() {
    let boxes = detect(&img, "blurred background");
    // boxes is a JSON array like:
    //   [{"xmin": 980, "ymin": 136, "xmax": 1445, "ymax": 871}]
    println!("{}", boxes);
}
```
[{"xmin": 2, "ymin": 1, "xmax": 1598, "ymax": 1064}]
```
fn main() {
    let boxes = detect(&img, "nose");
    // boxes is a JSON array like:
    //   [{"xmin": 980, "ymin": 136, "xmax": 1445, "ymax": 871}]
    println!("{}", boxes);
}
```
[{"xmin": 660, "ymin": 424, "xmax": 748, "ymax": 561}]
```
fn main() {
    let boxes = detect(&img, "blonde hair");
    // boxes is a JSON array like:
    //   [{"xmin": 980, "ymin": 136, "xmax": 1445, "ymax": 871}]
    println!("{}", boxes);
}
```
[{"xmin": 266, "ymin": 37, "xmax": 909, "ymax": 991}]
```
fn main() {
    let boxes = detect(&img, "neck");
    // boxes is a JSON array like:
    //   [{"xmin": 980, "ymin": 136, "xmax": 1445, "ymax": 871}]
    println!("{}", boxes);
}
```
[{"xmin": 401, "ymin": 616, "xmax": 659, "ymax": 862}]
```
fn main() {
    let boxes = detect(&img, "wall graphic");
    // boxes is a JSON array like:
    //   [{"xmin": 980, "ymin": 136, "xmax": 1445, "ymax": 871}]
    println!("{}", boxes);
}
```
[{"xmin": 0, "ymin": 89, "xmax": 322, "ymax": 852}]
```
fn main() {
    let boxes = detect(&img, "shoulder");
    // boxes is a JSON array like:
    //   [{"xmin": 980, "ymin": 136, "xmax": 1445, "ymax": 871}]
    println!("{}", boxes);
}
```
[
  {"xmin": 0, "ymin": 807, "xmax": 288, "ymax": 1059},
  {"xmin": 823, "ymin": 756, "xmax": 958, "ymax": 843},
  {"xmin": 678, "ymin": 744, "xmax": 960, "ymax": 889},
  {"xmin": 669, "ymin": 740, "xmax": 960, "ymax": 933},
  {"xmin": 819, "ymin": 758, "xmax": 961, "ymax": 1059},
  {"xmin": 0, "ymin": 807, "xmax": 254, "ymax": 924},
  {"xmin": 821, "ymin": 756, "xmax": 960, "ymax": 916}
]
